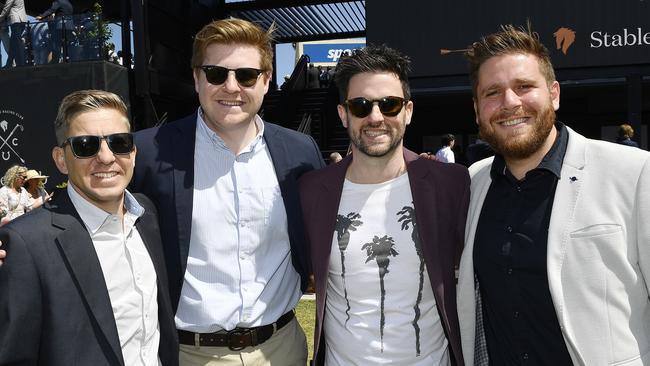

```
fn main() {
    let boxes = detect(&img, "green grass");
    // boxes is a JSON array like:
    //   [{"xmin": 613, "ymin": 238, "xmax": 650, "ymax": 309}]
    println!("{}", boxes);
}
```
[{"xmin": 296, "ymin": 298, "xmax": 316, "ymax": 364}]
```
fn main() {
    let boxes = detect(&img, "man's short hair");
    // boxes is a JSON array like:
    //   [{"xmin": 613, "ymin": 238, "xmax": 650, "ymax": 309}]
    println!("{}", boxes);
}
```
[
  {"xmin": 465, "ymin": 24, "xmax": 556, "ymax": 97},
  {"xmin": 54, "ymin": 90, "xmax": 129, "ymax": 146},
  {"xmin": 334, "ymin": 44, "xmax": 411, "ymax": 103},
  {"xmin": 191, "ymin": 18, "xmax": 275, "ymax": 74},
  {"xmin": 618, "ymin": 123, "xmax": 635, "ymax": 139},
  {"xmin": 441, "ymin": 134, "xmax": 456, "ymax": 146}
]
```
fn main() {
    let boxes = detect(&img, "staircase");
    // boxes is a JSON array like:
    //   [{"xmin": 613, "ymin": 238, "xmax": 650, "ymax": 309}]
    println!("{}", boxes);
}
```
[{"xmin": 262, "ymin": 87, "xmax": 349, "ymax": 158}]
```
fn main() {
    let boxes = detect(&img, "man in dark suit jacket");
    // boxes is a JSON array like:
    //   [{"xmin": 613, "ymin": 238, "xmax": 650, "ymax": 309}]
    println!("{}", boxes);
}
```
[
  {"xmin": 0, "ymin": 90, "xmax": 178, "ymax": 365},
  {"xmin": 299, "ymin": 45, "xmax": 469, "ymax": 365},
  {"xmin": 130, "ymin": 18, "xmax": 324, "ymax": 366}
]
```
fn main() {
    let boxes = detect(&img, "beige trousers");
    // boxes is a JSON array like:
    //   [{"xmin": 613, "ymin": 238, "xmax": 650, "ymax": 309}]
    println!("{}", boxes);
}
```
[{"xmin": 179, "ymin": 317, "xmax": 308, "ymax": 366}]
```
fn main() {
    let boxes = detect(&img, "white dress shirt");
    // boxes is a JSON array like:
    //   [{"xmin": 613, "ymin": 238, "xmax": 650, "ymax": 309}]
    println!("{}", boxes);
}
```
[
  {"xmin": 174, "ymin": 110, "xmax": 301, "ymax": 332},
  {"xmin": 436, "ymin": 146, "xmax": 455, "ymax": 163},
  {"xmin": 68, "ymin": 184, "xmax": 161, "ymax": 366}
]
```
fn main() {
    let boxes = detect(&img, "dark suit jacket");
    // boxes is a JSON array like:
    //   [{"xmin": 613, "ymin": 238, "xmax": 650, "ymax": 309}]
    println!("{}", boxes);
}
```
[
  {"xmin": 130, "ymin": 113, "xmax": 325, "ymax": 311},
  {"xmin": 0, "ymin": 190, "xmax": 178, "ymax": 366},
  {"xmin": 298, "ymin": 149, "xmax": 469, "ymax": 366}
]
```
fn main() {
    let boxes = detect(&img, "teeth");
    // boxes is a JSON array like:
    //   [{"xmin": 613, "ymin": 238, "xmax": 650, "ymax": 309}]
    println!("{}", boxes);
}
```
[
  {"xmin": 93, "ymin": 172, "xmax": 117, "ymax": 178},
  {"xmin": 501, "ymin": 117, "xmax": 527, "ymax": 126},
  {"xmin": 219, "ymin": 100, "xmax": 243, "ymax": 106},
  {"xmin": 364, "ymin": 130, "xmax": 386, "ymax": 137}
]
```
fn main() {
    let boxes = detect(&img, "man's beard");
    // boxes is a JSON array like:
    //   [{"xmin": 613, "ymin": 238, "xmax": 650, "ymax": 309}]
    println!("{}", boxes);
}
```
[
  {"xmin": 479, "ymin": 104, "xmax": 556, "ymax": 160},
  {"xmin": 348, "ymin": 117, "xmax": 405, "ymax": 158}
]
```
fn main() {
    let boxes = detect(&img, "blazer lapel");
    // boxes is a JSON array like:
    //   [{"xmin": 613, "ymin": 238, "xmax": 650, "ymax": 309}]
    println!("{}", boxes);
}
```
[
  {"xmin": 172, "ymin": 116, "xmax": 197, "ymax": 272},
  {"xmin": 546, "ymin": 127, "xmax": 586, "ymax": 344},
  {"xmin": 51, "ymin": 194, "xmax": 125, "ymax": 366}
]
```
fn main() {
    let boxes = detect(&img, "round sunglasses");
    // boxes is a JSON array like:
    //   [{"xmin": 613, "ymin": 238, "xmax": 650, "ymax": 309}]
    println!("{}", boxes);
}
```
[
  {"xmin": 200, "ymin": 65, "xmax": 264, "ymax": 87},
  {"xmin": 344, "ymin": 96, "xmax": 408, "ymax": 118},
  {"xmin": 61, "ymin": 133, "xmax": 135, "ymax": 159}
]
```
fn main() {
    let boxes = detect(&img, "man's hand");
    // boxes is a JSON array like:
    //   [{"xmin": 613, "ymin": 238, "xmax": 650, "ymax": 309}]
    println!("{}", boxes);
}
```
[{"xmin": 0, "ymin": 241, "xmax": 4, "ymax": 266}]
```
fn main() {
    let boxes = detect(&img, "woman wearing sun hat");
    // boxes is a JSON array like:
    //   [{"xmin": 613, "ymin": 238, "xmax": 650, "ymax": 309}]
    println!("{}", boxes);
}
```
[{"xmin": 23, "ymin": 169, "xmax": 52, "ymax": 209}]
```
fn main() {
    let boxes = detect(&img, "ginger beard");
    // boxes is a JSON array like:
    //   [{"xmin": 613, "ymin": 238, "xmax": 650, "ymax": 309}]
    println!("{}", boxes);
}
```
[{"xmin": 478, "ymin": 100, "xmax": 556, "ymax": 160}]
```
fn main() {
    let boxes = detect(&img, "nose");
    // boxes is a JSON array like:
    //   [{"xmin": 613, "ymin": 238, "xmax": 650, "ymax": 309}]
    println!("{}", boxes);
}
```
[
  {"xmin": 502, "ymin": 88, "xmax": 522, "ymax": 110},
  {"xmin": 96, "ymin": 140, "xmax": 116, "ymax": 164},
  {"xmin": 222, "ymin": 71, "xmax": 241, "ymax": 92},
  {"xmin": 367, "ymin": 103, "xmax": 384, "ymax": 124}
]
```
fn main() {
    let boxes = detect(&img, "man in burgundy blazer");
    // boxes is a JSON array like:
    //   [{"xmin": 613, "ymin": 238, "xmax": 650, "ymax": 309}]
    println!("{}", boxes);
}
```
[{"xmin": 298, "ymin": 45, "xmax": 469, "ymax": 366}]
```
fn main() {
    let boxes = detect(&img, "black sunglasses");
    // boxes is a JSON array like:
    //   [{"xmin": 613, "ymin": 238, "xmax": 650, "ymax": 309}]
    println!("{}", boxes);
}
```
[
  {"xmin": 344, "ymin": 96, "xmax": 408, "ymax": 118},
  {"xmin": 200, "ymin": 65, "xmax": 264, "ymax": 87},
  {"xmin": 61, "ymin": 133, "xmax": 135, "ymax": 158}
]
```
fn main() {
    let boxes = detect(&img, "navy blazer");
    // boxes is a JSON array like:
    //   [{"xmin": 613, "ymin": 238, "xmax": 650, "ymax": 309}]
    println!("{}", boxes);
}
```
[
  {"xmin": 298, "ymin": 149, "xmax": 469, "ymax": 366},
  {"xmin": 0, "ymin": 191, "xmax": 178, "ymax": 366},
  {"xmin": 131, "ymin": 113, "xmax": 325, "ymax": 311}
]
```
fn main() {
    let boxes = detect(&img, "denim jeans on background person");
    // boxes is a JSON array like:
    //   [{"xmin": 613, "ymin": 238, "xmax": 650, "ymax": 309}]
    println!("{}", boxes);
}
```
[
  {"xmin": 0, "ymin": 23, "xmax": 10, "ymax": 66},
  {"xmin": 8, "ymin": 22, "xmax": 26, "ymax": 66}
]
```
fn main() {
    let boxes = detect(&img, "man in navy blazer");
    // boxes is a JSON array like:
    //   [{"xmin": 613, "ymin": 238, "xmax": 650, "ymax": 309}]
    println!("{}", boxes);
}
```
[
  {"xmin": 0, "ymin": 90, "xmax": 178, "ymax": 366},
  {"xmin": 299, "ymin": 45, "xmax": 469, "ymax": 365},
  {"xmin": 130, "ymin": 18, "xmax": 324, "ymax": 366}
]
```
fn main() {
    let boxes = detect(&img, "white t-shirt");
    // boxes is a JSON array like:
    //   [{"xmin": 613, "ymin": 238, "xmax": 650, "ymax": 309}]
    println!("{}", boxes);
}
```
[
  {"xmin": 435, "ymin": 146, "xmax": 455, "ymax": 163},
  {"xmin": 324, "ymin": 174, "xmax": 449, "ymax": 366}
]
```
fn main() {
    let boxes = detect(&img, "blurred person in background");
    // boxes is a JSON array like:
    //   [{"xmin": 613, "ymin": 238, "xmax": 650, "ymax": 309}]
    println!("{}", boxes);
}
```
[
  {"xmin": 23, "ymin": 169, "xmax": 53, "ymax": 207},
  {"xmin": 0, "ymin": 165, "xmax": 31, "ymax": 224},
  {"xmin": 0, "ymin": 0, "xmax": 27, "ymax": 67},
  {"xmin": 35, "ymin": 0, "xmax": 73, "ymax": 63},
  {"xmin": 616, "ymin": 123, "xmax": 640, "ymax": 148},
  {"xmin": 436, "ymin": 133, "xmax": 456, "ymax": 163}
]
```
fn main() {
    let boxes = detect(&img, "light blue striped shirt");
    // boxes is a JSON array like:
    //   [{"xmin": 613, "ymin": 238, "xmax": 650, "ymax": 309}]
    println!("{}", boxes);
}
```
[{"xmin": 174, "ymin": 110, "xmax": 301, "ymax": 332}]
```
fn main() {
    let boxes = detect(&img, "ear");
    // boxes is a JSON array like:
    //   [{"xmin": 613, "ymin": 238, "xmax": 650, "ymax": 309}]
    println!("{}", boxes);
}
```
[
  {"xmin": 131, "ymin": 145, "xmax": 137, "ymax": 168},
  {"xmin": 337, "ymin": 104, "xmax": 349, "ymax": 128},
  {"xmin": 52, "ymin": 146, "xmax": 68, "ymax": 175},
  {"xmin": 550, "ymin": 81, "xmax": 560, "ymax": 111},
  {"xmin": 193, "ymin": 68, "xmax": 201, "ymax": 94},
  {"xmin": 473, "ymin": 98, "xmax": 480, "ymax": 125},
  {"xmin": 403, "ymin": 100, "xmax": 414, "ymax": 126}
]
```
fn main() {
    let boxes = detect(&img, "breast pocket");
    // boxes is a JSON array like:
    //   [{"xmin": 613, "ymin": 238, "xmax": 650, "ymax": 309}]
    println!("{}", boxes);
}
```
[{"xmin": 262, "ymin": 186, "xmax": 287, "ymax": 227}]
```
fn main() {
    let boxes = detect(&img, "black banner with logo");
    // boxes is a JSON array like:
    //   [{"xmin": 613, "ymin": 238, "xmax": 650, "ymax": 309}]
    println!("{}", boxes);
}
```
[
  {"xmin": 0, "ymin": 61, "xmax": 128, "ymax": 189},
  {"xmin": 367, "ymin": 0, "xmax": 650, "ymax": 78}
]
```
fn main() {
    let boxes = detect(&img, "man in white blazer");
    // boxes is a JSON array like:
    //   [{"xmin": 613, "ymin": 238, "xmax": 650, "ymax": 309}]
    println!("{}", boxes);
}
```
[{"xmin": 457, "ymin": 25, "xmax": 650, "ymax": 366}]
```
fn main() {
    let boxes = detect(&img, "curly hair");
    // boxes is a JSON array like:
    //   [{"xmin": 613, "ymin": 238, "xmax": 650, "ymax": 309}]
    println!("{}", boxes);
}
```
[
  {"xmin": 465, "ymin": 23, "xmax": 556, "ymax": 97},
  {"xmin": 334, "ymin": 44, "xmax": 412, "ymax": 103},
  {"xmin": 2, "ymin": 165, "xmax": 27, "ymax": 188}
]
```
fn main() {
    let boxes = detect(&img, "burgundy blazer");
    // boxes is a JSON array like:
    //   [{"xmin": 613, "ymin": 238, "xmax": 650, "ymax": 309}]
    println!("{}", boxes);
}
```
[{"xmin": 298, "ymin": 148, "xmax": 469, "ymax": 366}]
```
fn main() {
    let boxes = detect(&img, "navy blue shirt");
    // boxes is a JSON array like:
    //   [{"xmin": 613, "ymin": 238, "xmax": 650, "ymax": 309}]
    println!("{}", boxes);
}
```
[{"xmin": 474, "ymin": 122, "xmax": 573, "ymax": 365}]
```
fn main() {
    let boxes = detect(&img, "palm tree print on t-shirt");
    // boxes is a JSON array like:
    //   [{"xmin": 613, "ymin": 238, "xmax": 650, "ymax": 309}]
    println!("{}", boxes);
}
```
[
  {"xmin": 362, "ymin": 234, "xmax": 399, "ymax": 353},
  {"xmin": 334, "ymin": 212, "xmax": 362, "ymax": 325},
  {"xmin": 397, "ymin": 203, "xmax": 424, "ymax": 356}
]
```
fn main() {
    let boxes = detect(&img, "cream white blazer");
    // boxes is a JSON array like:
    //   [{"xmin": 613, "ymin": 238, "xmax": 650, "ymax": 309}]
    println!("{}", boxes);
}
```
[{"xmin": 458, "ymin": 126, "xmax": 650, "ymax": 366}]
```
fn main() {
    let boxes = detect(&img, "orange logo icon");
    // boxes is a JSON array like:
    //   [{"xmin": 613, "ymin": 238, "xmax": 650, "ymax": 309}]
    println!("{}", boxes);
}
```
[{"xmin": 553, "ymin": 27, "xmax": 576, "ymax": 54}]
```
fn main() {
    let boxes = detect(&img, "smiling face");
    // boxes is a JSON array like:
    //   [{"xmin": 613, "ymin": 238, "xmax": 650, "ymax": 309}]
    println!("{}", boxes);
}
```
[
  {"xmin": 193, "ymin": 42, "xmax": 270, "ymax": 138},
  {"xmin": 338, "ymin": 71, "xmax": 413, "ymax": 158},
  {"xmin": 52, "ymin": 108, "xmax": 135, "ymax": 214},
  {"xmin": 474, "ymin": 53, "xmax": 560, "ymax": 160}
]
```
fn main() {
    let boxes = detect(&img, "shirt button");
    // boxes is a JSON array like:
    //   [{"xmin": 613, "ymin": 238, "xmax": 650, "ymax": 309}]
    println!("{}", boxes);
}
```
[
  {"xmin": 240, "ymin": 222, "xmax": 246, "ymax": 227},
  {"xmin": 522, "ymin": 353, "xmax": 529, "ymax": 360},
  {"xmin": 507, "ymin": 268, "xmax": 513, "ymax": 275},
  {"xmin": 513, "ymin": 311, "xmax": 519, "ymax": 318},
  {"xmin": 516, "ymin": 186, "xmax": 522, "ymax": 192},
  {"xmin": 506, "ymin": 226, "xmax": 513, "ymax": 233}
]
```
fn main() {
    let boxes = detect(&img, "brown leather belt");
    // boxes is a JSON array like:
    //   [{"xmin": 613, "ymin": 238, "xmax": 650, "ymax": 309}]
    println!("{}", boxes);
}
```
[{"xmin": 178, "ymin": 311, "xmax": 295, "ymax": 350}]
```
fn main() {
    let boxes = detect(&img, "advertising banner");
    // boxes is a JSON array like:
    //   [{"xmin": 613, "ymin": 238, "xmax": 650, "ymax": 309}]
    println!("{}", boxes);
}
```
[{"xmin": 368, "ymin": 0, "xmax": 650, "ymax": 77}]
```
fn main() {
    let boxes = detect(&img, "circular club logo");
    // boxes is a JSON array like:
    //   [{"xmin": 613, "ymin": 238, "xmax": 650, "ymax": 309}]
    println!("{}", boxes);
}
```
[{"xmin": 0, "ymin": 109, "xmax": 25, "ymax": 164}]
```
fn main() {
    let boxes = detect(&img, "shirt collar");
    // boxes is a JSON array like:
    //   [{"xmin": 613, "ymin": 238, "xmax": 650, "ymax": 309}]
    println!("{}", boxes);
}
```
[
  {"xmin": 490, "ymin": 121, "xmax": 568, "ymax": 180},
  {"xmin": 67, "ymin": 183, "xmax": 144, "ymax": 234},
  {"xmin": 196, "ymin": 107, "xmax": 265, "ymax": 155}
]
